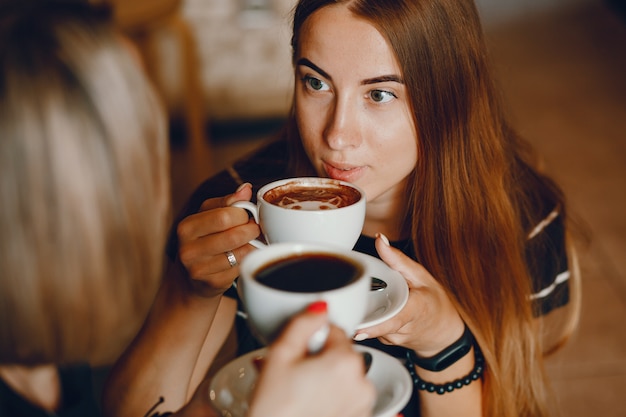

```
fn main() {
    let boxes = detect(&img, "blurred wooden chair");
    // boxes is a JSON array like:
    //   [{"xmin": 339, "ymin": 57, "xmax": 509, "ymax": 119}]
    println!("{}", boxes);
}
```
[
  {"xmin": 100, "ymin": 0, "xmax": 213, "ymax": 210},
  {"xmin": 110, "ymin": 0, "xmax": 207, "ymax": 144}
]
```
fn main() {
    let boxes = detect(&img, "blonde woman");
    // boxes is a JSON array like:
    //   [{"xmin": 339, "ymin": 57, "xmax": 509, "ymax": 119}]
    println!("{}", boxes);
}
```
[{"xmin": 0, "ymin": 2, "xmax": 169, "ymax": 414}]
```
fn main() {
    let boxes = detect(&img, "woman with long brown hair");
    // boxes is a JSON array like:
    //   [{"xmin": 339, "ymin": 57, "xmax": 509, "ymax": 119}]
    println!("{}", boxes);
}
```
[{"xmin": 105, "ymin": 1, "xmax": 580, "ymax": 416}]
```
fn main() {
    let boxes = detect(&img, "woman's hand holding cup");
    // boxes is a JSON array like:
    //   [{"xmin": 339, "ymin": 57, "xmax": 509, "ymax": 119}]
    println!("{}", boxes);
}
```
[
  {"xmin": 353, "ymin": 234, "xmax": 465, "ymax": 357},
  {"xmin": 175, "ymin": 182, "xmax": 260, "ymax": 296},
  {"xmin": 248, "ymin": 302, "xmax": 376, "ymax": 417}
]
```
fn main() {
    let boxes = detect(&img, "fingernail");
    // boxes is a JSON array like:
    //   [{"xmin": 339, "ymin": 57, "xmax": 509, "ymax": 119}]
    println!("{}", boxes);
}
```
[
  {"xmin": 353, "ymin": 333, "xmax": 369, "ymax": 342},
  {"xmin": 376, "ymin": 233, "xmax": 390, "ymax": 246},
  {"xmin": 236, "ymin": 182, "xmax": 252, "ymax": 193},
  {"xmin": 307, "ymin": 323, "xmax": 330, "ymax": 354},
  {"xmin": 306, "ymin": 301, "xmax": 328, "ymax": 314}
]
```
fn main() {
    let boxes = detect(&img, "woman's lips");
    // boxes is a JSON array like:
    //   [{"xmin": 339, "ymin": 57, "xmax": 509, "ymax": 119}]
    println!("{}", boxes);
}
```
[{"xmin": 323, "ymin": 161, "xmax": 364, "ymax": 182}]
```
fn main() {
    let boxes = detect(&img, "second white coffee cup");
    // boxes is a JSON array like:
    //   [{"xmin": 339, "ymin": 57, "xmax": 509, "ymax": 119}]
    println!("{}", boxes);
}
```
[{"xmin": 238, "ymin": 242, "xmax": 371, "ymax": 346}]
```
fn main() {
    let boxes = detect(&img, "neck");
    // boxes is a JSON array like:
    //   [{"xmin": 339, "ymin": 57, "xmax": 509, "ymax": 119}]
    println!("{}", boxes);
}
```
[
  {"xmin": 362, "ymin": 217, "xmax": 407, "ymax": 241},
  {"xmin": 0, "ymin": 364, "xmax": 61, "ymax": 411},
  {"xmin": 362, "ymin": 188, "xmax": 410, "ymax": 241}
]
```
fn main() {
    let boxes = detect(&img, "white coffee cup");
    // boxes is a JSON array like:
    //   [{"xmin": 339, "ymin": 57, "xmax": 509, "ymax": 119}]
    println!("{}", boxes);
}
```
[
  {"xmin": 231, "ymin": 177, "xmax": 365, "ymax": 250},
  {"xmin": 238, "ymin": 242, "xmax": 371, "ymax": 347}
]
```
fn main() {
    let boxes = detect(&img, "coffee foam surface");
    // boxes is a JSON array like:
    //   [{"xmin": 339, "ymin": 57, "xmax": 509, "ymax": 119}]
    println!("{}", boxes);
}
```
[{"xmin": 264, "ymin": 184, "xmax": 360, "ymax": 211}]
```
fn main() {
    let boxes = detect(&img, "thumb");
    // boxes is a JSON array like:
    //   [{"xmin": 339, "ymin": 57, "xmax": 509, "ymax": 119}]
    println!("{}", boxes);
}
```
[
  {"xmin": 269, "ymin": 301, "xmax": 330, "ymax": 361},
  {"xmin": 199, "ymin": 182, "xmax": 253, "ymax": 211},
  {"xmin": 374, "ymin": 233, "xmax": 412, "ymax": 277},
  {"xmin": 224, "ymin": 182, "xmax": 253, "ymax": 206},
  {"xmin": 375, "ymin": 233, "xmax": 427, "ymax": 289}
]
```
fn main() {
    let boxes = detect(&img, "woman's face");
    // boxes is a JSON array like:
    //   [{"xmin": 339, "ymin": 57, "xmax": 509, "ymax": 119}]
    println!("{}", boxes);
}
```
[{"xmin": 295, "ymin": 4, "xmax": 418, "ymax": 212}]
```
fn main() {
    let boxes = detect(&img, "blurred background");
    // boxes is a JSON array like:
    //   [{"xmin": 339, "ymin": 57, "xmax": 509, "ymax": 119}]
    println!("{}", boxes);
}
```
[{"xmin": 102, "ymin": 0, "xmax": 625, "ymax": 415}]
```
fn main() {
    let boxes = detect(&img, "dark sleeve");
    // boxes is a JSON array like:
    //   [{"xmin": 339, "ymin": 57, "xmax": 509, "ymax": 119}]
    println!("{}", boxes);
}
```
[
  {"xmin": 525, "ymin": 212, "xmax": 570, "ymax": 316},
  {"xmin": 0, "ymin": 364, "xmax": 102, "ymax": 417},
  {"xmin": 58, "ymin": 365, "xmax": 102, "ymax": 417}
]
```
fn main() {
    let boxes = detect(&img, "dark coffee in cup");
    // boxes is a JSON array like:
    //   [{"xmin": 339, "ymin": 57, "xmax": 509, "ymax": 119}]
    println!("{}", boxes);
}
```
[
  {"xmin": 255, "ymin": 253, "xmax": 363, "ymax": 293},
  {"xmin": 263, "ymin": 181, "xmax": 361, "ymax": 211}
]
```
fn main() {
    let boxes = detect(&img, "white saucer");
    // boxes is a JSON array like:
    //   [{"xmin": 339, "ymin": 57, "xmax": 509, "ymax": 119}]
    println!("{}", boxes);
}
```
[
  {"xmin": 209, "ymin": 345, "xmax": 413, "ymax": 417},
  {"xmin": 354, "ymin": 252, "xmax": 409, "ymax": 330},
  {"xmin": 235, "ymin": 251, "xmax": 409, "ymax": 331}
]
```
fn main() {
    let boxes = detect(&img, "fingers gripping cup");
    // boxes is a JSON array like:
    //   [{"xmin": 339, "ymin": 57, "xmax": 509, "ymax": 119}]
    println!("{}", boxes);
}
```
[
  {"xmin": 238, "ymin": 242, "xmax": 371, "ymax": 347},
  {"xmin": 232, "ymin": 177, "xmax": 366, "ymax": 250}
]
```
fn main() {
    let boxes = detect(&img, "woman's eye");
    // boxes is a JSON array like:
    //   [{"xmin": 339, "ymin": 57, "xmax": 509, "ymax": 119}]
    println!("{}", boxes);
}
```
[
  {"xmin": 370, "ymin": 89, "xmax": 396, "ymax": 103},
  {"xmin": 303, "ymin": 75, "xmax": 329, "ymax": 91}
]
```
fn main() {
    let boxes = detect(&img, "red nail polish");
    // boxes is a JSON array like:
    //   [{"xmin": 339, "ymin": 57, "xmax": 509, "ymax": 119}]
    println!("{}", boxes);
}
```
[{"xmin": 306, "ymin": 301, "xmax": 328, "ymax": 314}]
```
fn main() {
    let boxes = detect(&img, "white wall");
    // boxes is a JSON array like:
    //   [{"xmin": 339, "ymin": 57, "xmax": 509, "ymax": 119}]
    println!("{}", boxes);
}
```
[{"xmin": 182, "ymin": 0, "xmax": 296, "ymax": 120}]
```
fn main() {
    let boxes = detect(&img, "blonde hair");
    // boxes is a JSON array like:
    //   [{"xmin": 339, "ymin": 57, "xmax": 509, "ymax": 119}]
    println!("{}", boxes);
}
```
[
  {"xmin": 0, "ymin": 3, "xmax": 170, "ymax": 366},
  {"xmin": 288, "ymin": 1, "xmax": 581, "ymax": 416}
]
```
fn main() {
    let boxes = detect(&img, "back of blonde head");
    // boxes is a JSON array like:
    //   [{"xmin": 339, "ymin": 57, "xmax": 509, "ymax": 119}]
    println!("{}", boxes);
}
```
[{"xmin": 0, "ymin": 3, "xmax": 170, "ymax": 366}]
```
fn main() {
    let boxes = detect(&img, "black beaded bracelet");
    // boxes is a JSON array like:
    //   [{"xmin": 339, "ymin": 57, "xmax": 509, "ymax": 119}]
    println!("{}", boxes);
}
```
[{"xmin": 405, "ymin": 345, "xmax": 485, "ymax": 395}]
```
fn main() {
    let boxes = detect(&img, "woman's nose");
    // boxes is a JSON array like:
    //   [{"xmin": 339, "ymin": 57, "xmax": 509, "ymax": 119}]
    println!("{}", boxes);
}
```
[{"xmin": 324, "ymin": 96, "xmax": 361, "ymax": 150}]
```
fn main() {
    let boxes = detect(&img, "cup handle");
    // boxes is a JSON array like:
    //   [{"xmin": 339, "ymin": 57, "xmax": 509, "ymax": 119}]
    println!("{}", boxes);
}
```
[{"xmin": 230, "ymin": 201, "xmax": 267, "ymax": 248}]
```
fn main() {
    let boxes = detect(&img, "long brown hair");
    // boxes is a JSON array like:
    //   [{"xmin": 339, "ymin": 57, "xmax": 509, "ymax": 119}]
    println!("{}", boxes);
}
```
[{"xmin": 287, "ymin": 1, "xmax": 576, "ymax": 416}]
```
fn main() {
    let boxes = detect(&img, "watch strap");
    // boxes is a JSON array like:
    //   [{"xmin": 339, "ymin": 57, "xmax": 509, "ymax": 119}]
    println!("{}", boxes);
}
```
[{"xmin": 408, "ymin": 324, "xmax": 474, "ymax": 372}]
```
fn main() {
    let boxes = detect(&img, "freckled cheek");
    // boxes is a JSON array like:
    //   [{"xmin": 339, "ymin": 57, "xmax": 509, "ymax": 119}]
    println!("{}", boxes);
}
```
[
  {"xmin": 393, "ymin": 148, "xmax": 418, "ymax": 179},
  {"xmin": 304, "ymin": 143, "xmax": 325, "ymax": 172},
  {"xmin": 298, "ymin": 132, "xmax": 325, "ymax": 174},
  {"xmin": 297, "ymin": 107, "xmax": 328, "ymax": 152},
  {"xmin": 377, "ymin": 138, "xmax": 417, "ymax": 175}
]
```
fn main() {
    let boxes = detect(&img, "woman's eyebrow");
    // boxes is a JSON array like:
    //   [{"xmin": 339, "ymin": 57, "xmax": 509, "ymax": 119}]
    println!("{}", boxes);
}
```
[
  {"xmin": 296, "ymin": 57, "xmax": 404, "ymax": 85},
  {"xmin": 361, "ymin": 75, "xmax": 404, "ymax": 85},
  {"xmin": 296, "ymin": 58, "xmax": 332, "ymax": 81}
]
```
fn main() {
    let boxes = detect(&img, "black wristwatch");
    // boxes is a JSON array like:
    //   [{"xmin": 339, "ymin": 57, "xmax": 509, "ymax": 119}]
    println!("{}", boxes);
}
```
[{"xmin": 408, "ymin": 324, "xmax": 475, "ymax": 372}]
